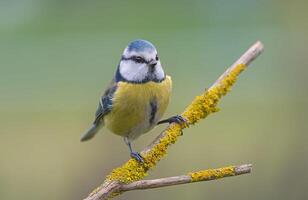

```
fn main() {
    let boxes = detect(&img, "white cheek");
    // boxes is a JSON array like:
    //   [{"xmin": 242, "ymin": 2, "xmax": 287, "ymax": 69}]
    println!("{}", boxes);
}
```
[
  {"xmin": 119, "ymin": 61, "xmax": 148, "ymax": 82},
  {"xmin": 155, "ymin": 62, "xmax": 165, "ymax": 80}
]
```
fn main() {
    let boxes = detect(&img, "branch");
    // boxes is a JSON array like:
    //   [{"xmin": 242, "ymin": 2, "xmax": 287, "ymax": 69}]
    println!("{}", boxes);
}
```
[
  {"xmin": 120, "ymin": 164, "xmax": 252, "ymax": 191},
  {"xmin": 83, "ymin": 41, "xmax": 264, "ymax": 200}
]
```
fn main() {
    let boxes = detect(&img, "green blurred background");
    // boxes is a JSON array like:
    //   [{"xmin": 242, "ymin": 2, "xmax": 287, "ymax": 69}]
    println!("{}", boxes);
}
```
[{"xmin": 0, "ymin": 0, "xmax": 307, "ymax": 199}]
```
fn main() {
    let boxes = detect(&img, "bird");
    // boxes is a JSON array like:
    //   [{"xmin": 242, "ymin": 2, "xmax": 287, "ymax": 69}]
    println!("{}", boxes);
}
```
[{"xmin": 81, "ymin": 39, "xmax": 185, "ymax": 162}]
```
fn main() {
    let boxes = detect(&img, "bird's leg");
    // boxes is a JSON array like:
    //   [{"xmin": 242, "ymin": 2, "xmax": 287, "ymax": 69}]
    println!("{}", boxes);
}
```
[
  {"xmin": 124, "ymin": 137, "xmax": 144, "ymax": 163},
  {"xmin": 157, "ymin": 115, "xmax": 187, "ymax": 125}
]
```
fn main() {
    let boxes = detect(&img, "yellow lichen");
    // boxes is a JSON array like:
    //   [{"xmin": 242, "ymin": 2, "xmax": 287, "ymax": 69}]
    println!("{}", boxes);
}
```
[
  {"xmin": 189, "ymin": 166, "xmax": 235, "ymax": 182},
  {"xmin": 182, "ymin": 63, "xmax": 245, "ymax": 124},
  {"xmin": 106, "ymin": 124, "xmax": 182, "ymax": 183},
  {"xmin": 101, "ymin": 63, "xmax": 246, "ymax": 188}
]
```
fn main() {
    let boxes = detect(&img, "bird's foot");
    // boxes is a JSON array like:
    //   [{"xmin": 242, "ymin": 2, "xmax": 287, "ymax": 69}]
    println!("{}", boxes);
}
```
[
  {"xmin": 130, "ymin": 151, "xmax": 144, "ymax": 163},
  {"xmin": 157, "ymin": 115, "xmax": 187, "ymax": 125}
]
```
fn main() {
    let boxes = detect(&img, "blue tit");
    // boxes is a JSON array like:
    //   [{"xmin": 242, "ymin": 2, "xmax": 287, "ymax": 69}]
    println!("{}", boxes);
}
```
[{"xmin": 81, "ymin": 39, "xmax": 185, "ymax": 162}]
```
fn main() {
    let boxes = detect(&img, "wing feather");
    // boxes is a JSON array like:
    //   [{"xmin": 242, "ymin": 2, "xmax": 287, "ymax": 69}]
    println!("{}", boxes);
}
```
[{"xmin": 93, "ymin": 80, "xmax": 117, "ymax": 124}]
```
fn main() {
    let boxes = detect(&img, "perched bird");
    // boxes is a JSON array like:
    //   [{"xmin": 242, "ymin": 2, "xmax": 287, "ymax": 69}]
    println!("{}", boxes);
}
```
[{"xmin": 81, "ymin": 39, "xmax": 185, "ymax": 162}]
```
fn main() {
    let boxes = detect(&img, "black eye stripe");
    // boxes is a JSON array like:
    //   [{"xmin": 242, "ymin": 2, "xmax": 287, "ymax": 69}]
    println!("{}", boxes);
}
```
[
  {"xmin": 132, "ymin": 56, "xmax": 145, "ymax": 63},
  {"xmin": 122, "ymin": 56, "xmax": 149, "ymax": 64}
]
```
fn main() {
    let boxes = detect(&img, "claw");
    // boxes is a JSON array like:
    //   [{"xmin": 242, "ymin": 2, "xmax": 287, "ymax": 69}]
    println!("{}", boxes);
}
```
[
  {"xmin": 157, "ymin": 115, "xmax": 188, "ymax": 125},
  {"xmin": 131, "ymin": 151, "xmax": 144, "ymax": 163}
]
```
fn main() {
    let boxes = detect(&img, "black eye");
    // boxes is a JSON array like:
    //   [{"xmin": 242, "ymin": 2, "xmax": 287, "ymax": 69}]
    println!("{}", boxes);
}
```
[
  {"xmin": 155, "ymin": 55, "xmax": 159, "ymax": 61},
  {"xmin": 134, "ymin": 56, "xmax": 144, "ymax": 63}
]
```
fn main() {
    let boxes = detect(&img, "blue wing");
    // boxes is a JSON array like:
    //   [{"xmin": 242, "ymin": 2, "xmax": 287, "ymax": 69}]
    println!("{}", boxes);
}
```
[
  {"xmin": 80, "ymin": 80, "xmax": 117, "ymax": 142},
  {"xmin": 93, "ymin": 81, "xmax": 117, "ymax": 124}
]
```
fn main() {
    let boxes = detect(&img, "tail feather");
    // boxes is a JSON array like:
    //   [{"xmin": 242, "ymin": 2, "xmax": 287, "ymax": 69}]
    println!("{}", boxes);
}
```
[{"xmin": 80, "ymin": 123, "xmax": 101, "ymax": 142}]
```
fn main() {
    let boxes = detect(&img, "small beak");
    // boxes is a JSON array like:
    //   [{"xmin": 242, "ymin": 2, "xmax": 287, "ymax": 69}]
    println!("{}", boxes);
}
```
[{"xmin": 149, "ymin": 60, "xmax": 157, "ymax": 68}]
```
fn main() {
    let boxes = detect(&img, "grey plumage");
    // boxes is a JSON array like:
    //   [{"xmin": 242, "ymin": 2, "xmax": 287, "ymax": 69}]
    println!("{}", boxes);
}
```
[{"xmin": 80, "ymin": 123, "xmax": 102, "ymax": 141}]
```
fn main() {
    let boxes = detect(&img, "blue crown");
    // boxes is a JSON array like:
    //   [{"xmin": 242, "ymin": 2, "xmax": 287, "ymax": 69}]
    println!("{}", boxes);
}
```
[{"xmin": 127, "ymin": 39, "xmax": 156, "ymax": 52}]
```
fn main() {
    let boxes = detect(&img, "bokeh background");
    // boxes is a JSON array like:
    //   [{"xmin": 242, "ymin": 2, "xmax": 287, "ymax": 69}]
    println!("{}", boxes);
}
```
[{"xmin": 1, "ymin": 0, "xmax": 307, "ymax": 199}]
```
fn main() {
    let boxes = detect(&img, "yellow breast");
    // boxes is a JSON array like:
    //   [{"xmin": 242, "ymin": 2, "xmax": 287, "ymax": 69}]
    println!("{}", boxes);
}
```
[{"xmin": 104, "ymin": 76, "xmax": 172, "ymax": 140}]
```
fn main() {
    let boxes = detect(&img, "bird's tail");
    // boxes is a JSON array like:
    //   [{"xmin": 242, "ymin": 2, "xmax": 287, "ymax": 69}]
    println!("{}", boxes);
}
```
[{"xmin": 80, "ymin": 123, "xmax": 102, "ymax": 142}]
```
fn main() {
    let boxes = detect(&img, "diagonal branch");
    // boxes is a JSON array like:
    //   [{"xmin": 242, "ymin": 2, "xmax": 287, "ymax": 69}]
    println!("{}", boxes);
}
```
[{"xmin": 83, "ymin": 41, "xmax": 264, "ymax": 200}]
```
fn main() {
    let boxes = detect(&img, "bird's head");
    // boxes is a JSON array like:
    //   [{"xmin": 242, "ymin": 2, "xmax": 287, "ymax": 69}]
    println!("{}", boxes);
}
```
[{"xmin": 117, "ymin": 39, "xmax": 165, "ymax": 83}]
